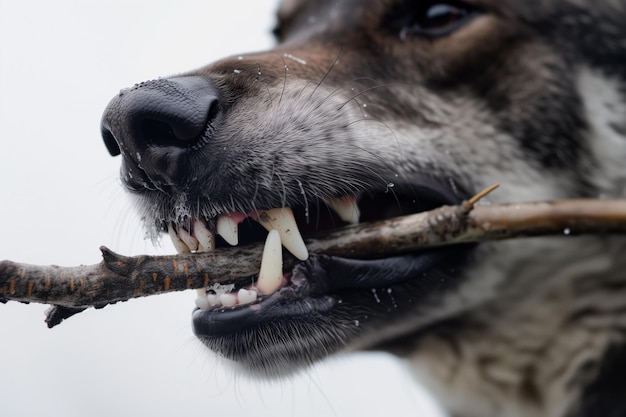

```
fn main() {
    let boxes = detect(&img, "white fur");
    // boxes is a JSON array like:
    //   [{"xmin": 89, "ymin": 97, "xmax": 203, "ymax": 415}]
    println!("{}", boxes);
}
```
[{"xmin": 578, "ymin": 67, "xmax": 626, "ymax": 198}]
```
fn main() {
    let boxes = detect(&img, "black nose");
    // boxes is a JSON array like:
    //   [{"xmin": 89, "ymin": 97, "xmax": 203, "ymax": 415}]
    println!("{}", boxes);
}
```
[{"xmin": 100, "ymin": 76, "xmax": 221, "ymax": 191}]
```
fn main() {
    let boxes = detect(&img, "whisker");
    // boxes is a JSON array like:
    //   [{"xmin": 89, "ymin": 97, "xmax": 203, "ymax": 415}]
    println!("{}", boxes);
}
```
[
  {"xmin": 337, "ymin": 83, "xmax": 406, "ymax": 111},
  {"xmin": 311, "ymin": 76, "xmax": 383, "ymax": 112},
  {"xmin": 308, "ymin": 45, "xmax": 345, "ymax": 100}
]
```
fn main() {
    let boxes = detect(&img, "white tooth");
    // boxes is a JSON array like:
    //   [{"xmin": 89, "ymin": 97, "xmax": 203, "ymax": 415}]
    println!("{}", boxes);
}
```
[
  {"xmin": 326, "ymin": 196, "xmax": 360, "ymax": 224},
  {"xmin": 191, "ymin": 223, "xmax": 214, "ymax": 309},
  {"xmin": 207, "ymin": 293, "xmax": 221, "ymax": 307},
  {"xmin": 195, "ymin": 298, "xmax": 211, "ymax": 310},
  {"xmin": 193, "ymin": 219, "xmax": 215, "ymax": 251},
  {"xmin": 220, "ymin": 293, "xmax": 238, "ymax": 307},
  {"xmin": 177, "ymin": 226, "xmax": 199, "ymax": 252},
  {"xmin": 168, "ymin": 223, "xmax": 191, "ymax": 254},
  {"xmin": 238, "ymin": 288, "xmax": 257, "ymax": 305},
  {"xmin": 256, "ymin": 230, "xmax": 284, "ymax": 294},
  {"xmin": 195, "ymin": 289, "xmax": 211, "ymax": 310},
  {"xmin": 217, "ymin": 215, "xmax": 239, "ymax": 246},
  {"xmin": 257, "ymin": 208, "xmax": 309, "ymax": 261}
]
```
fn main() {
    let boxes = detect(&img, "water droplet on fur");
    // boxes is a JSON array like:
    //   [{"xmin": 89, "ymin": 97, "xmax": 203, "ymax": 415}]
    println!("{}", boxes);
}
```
[
  {"xmin": 354, "ymin": 320, "xmax": 360, "ymax": 327},
  {"xmin": 448, "ymin": 178, "xmax": 459, "ymax": 195},
  {"xmin": 233, "ymin": 69, "xmax": 242, "ymax": 74},
  {"xmin": 283, "ymin": 53, "xmax": 307, "ymax": 65},
  {"xmin": 563, "ymin": 228, "xmax": 571, "ymax": 235},
  {"xmin": 362, "ymin": 103, "xmax": 367, "ymax": 108},
  {"xmin": 385, "ymin": 183, "xmax": 395, "ymax": 193},
  {"xmin": 371, "ymin": 288, "xmax": 381, "ymax": 303},
  {"xmin": 297, "ymin": 180, "xmax": 310, "ymax": 223}
]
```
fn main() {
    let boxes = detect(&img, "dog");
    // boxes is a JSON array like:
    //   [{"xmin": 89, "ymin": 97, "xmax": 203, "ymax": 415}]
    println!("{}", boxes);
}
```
[{"xmin": 100, "ymin": 1, "xmax": 626, "ymax": 416}]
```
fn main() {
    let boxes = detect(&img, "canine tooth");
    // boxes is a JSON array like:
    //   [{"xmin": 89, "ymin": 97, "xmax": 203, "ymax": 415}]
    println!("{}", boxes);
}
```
[
  {"xmin": 256, "ymin": 230, "xmax": 284, "ymax": 294},
  {"xmin": 257, "ymin": 207, "xmax": 309, "ymax": 261},
  {"xmin": 217, "ymin": 215, "xmax": 239, "ymax": 246},
  {"xmin": 238, "ymin": 288, "xmax": 258, "ymax": 305},
  {"xmin": 193, "ymin": 219, "xmax": 215, "ymax": 251},
  {"xmin": 177, "ymin": 227, "xmax": 199, "ymax": 252},
  {"xmin": 168, "ymin": 223, "xmax": 190, "ymax": 254},
  {"xmin": 327, "ymin": 196, "xmax": 360, "ymax": 224},
  {"xmin": 220, "ymin": 293, "xmax": 238, "ymax": 307}
]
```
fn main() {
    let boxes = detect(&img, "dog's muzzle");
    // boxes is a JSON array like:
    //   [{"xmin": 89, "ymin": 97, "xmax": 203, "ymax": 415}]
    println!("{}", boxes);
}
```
[
  {"xmin": 99, "ymin": 70, "xmax": 476, "ymax": 377},
  {"xmin": 100, "ymin": 76, "xmax": 221, "ymax": 194}
]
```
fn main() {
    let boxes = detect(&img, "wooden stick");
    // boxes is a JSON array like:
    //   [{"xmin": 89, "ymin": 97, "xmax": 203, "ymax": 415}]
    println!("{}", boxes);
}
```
[{"xmin": 2, "ymin": 191, "xmax": 626, "ymax": 327}]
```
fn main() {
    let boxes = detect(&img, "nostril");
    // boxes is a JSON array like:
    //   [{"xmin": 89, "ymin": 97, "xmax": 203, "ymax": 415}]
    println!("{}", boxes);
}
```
[
  {"xmin": 102, "ymin": 127, "xmax": 121, "ymax": 156},
  {"xmin": 138, "ymin": 95, "xmax": 219, "ymax": 147},
  {"xmin": 141, "ymin": 118, "xmax": 179, "ymax": 147}
]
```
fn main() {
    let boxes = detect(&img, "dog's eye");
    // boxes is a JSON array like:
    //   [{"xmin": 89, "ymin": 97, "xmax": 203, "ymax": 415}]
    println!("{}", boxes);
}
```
[{"xmin": 399, "ymin": 1, "xmax": 480, "ymax": 39}]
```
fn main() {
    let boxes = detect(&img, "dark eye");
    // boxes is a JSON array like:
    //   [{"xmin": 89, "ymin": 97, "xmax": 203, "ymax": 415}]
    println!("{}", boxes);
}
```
[{"xmin": 399, "ymin": 1, "xmax": 481, "ymax": 39}]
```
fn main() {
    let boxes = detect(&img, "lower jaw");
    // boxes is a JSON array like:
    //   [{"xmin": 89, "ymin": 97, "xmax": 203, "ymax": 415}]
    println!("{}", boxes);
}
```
[{"xmin": 192, "ymin": 245, "xmax": 473, "ymax": 339}]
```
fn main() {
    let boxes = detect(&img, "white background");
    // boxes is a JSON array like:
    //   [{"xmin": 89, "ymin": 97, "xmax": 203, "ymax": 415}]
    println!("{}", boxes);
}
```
[{"xmin": 0, "ymin": 1, "xmax": 444, "ymax": 416}]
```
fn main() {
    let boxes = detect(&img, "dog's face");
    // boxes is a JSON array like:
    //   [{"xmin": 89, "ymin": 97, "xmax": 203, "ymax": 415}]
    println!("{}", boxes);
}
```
[{"xmin": 101, "ymin": 0, "xmax": 626, "ymax": 378}]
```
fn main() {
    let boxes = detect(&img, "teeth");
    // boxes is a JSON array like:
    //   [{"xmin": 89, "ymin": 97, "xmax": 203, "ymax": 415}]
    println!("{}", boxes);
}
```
[
  {"xmin": 195, "ymin": 288, "xmax": 212, "ymax": 310},
  {"xmin": 256, "ymin": 229, "xmax": 284, "ymax": 294},
  {"xmin": 219, "ymin": 293, "xmax": 238, "ymax": 307},
  {"xmin": 326, "ymin": 196, "xmax": 360, "ymax": 224},
  {"xmin": 191, "ymin": 221, "xmax": 214, "ymax": 308},
  {"xmin": 193, "ymin": 219, "xmax": 215, "ymax": 251},
  {"xmin": 217, "ymin": 215, "xmax": 239, "ymax": 246},
  {"xmin": 257, "ymin": 207, "xmax": 309, "ymax": 261},
  {"xmin": 207, "ymin": 293, "xmax": 221, "ymax": 307},
  {"xmin": 177, "ymin": 227, "xmax": 199, "ymax": 252},
  {"xmin": 238, "ymin": 288, "xmax": 258, "ymax": 305},
  {"xmin": 181, "ymin": 209, "xmax": 301, "ymax": 309},
  {"xmin": 169, "ymin": 223, "xmax": 208, "ymax": 311},
  {"xmin": 168, "ymin": 223, "xmax": 191, "ymax": 254}
]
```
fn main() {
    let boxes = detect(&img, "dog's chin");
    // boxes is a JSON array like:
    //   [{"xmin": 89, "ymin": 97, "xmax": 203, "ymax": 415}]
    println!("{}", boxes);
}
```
[{"xmin": 192, "ymin": 242, "xmax": 473, "ymax": 378}]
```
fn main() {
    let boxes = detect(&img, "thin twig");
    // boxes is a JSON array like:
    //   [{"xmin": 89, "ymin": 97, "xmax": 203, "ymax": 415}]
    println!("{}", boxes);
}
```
[{"xmin": 2, "ymin": 192, "xmax": 626, "ymax": 327}]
